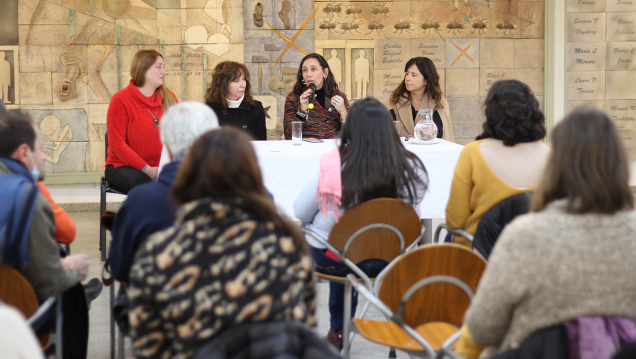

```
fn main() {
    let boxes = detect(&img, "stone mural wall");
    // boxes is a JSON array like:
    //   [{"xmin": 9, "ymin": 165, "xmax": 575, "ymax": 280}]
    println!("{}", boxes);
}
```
[
  {"xmin": 2, "ymin": 0, "xmax": 544, "ymax": 173},
  {"xmin": 565, "ymin": 0, "xmax": 636, "ymax": 158}
]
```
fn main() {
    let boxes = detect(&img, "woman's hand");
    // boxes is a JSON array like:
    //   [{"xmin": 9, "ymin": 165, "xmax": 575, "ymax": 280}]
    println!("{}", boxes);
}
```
[
  {"xmin": 299, "ymin": 88, "xmax": 313, "ymax": 112},
  {"xmin": 143, "ymin": 166, "xmax": 159, "ymax": 181},
  {"xmin": 331, "ymin": 95, "xmax": 348, "ymax": 119}
]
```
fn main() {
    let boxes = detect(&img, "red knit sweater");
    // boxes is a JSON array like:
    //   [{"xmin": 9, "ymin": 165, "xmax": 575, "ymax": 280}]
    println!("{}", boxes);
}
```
[{"xmin": 105, "ymin": 80, "xmax": 177, "ymax": 170}]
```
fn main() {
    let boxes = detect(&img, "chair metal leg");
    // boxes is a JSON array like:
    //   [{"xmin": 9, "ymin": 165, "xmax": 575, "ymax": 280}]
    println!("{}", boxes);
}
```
[
  {"xmin": 55, "ymin": 294, "xmax": 63, "ymax": 359},
  {"xmin": 343, "ymin": 279, "xmax": 353, "ymax": 358},
  {"xmin": 100, "ymin": 179, "xmax": 107, "ymax": 261},
  {"xmin": 110, "ymin": 282, "xmax": 115, "ymax": 359},
  {"xmin": 117, "ymin": 328, "xmax": 125, "ymax": 359},
  {"xmin": 389, "ymin": 348, "xmax": 397, "ymax": 358}
]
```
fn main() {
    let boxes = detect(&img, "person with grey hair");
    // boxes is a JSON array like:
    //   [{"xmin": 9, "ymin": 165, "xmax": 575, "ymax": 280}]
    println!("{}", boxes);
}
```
[{"xmin": 108, "ymin": 101, "xmax": 219, "ymax": 283}]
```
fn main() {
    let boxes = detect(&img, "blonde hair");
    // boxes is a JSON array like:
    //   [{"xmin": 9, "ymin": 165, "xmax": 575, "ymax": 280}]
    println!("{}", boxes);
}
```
[{"xmin": 130, "ymin": 49, "xmax": 176, "ymax": 113}]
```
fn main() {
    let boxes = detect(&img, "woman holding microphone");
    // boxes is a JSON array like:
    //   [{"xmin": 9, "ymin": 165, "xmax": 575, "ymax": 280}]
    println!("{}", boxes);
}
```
[{"xmin": 283, "ymin": 54, "xmax": 349, "ymax": 140}]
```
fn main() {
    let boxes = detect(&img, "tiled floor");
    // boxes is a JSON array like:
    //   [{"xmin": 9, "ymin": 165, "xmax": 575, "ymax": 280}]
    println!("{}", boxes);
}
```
[{"xmin": 70, "ymin": 211, "xmax": 412, "ymax": 359}]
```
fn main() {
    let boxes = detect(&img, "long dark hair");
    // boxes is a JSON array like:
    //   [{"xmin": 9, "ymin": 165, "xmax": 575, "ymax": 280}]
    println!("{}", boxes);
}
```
[
  {"xmin": 532, "ymin": 107, "xmax": 633, "ymax": 214},
  {"xmin": 204, "ymin": 61, "xmax": 256, "ymax": 109},
  {"xmin": 476, "ymin": 79, "xmax": 546, "ymax": 146},
  {"xmin": 172, "ymin": 128, "xmax": 307, "ymax": 254},
  {"xmin": 339, "ymin": 97, "xmax": 428, "ymax": 210},
  {"xmin": 291, "ymin": 53, "xmax": 341, "ymax": 97},
  {"xmin": 388, "ymin": 57, "xmax": 443, "ymax": 109}
]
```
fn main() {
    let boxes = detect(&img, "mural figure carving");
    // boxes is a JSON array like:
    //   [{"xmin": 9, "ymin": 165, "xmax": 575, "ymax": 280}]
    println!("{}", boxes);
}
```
[
  {"xmin": 40, "ymin": 115, "xmax": 72, "ymax": 164},
  {"xmin": 354, "ymin": 50, "xmax": 369, "ymax": 99},
  {"xmin": 278, "ymin": 0, "xmax": 292, "ymax": 29},
  {"xmin": 0, "ymin": 52, "xmax": 11, "ymax": 104}
]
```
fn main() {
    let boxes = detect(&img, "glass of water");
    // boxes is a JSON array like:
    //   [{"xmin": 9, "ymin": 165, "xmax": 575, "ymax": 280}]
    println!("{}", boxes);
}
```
[{"xmin": 292, "ymin": 121, "xmax": 303, "ymax": 146}]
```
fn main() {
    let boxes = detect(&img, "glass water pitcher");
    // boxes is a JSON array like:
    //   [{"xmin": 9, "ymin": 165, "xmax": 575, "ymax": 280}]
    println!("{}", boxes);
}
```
[{"xmin": 414, "ymin": 109, "xmax": 438, "ymax": 141}]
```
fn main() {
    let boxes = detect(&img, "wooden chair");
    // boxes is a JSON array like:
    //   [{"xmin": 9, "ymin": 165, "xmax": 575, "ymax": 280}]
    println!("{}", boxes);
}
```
[
  {"xmin": 342, "ymin": 244, "xmax": 487, "ymax": 358},
  {"xmin": 0, "ymin": 263, "xmax": 62, "ymax": 357}
]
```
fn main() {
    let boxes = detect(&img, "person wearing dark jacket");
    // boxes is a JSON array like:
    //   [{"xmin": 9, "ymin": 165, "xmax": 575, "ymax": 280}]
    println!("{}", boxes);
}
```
[
  {"xmin": 205, "ymin": 61, "xmax": 267, "ymax": 140},
  {"xmin": 108, "ymin": 102, "xmax": 219, "ymax": 283}
]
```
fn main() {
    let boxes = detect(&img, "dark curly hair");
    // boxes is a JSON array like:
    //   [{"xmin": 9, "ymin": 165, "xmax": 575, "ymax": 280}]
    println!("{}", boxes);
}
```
[
  {"xmin": 204, "ymin": 61, "xmax": 256, "ymax": 109},
  {"xmin": 477, "ymin": 80, "xmax": 546, "ymax": 146},
  {"xmin": 291, "ymin": 53, "xmax": 341, "ymax": 97},
  {"xmin": 388, "ymin": 57, "xmax": 444, "ymax": 109}
]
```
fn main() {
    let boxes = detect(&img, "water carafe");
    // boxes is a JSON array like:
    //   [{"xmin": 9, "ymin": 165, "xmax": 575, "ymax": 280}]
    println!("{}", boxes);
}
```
[{"xmin": 414, "ymin": 109, "xmax": 437, "ymax": 141}]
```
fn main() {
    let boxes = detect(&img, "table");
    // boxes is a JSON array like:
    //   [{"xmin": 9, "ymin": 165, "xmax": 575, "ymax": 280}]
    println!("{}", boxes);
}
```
[{"xmin": 252, "ymin": 139, "xmax": 464, "ymax": 221}]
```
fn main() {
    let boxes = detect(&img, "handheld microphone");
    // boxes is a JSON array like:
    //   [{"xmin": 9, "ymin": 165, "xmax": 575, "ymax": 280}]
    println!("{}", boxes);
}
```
[{"xmin": 308, "ymin": 83, "xmax": 316, "ymax": 109}]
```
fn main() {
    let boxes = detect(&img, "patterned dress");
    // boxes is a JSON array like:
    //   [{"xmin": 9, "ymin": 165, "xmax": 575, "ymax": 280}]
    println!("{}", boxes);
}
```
[
  {"xmin": 283, "ymin": 91, "xmax": 350, "ymax": 140},
  {"xmin": 129, "ymin": 197, "xmax": 316, "ymax": 359}
]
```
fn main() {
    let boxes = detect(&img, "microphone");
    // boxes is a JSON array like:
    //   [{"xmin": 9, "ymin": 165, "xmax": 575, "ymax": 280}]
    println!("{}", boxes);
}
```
[{"xmin": 308, "ymin": 83, "xmax": 316, "ymax": 109}]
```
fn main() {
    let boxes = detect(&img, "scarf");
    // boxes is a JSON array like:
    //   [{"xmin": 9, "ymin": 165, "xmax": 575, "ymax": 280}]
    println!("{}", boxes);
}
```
[{"xmin": 317, "ymin": 147, "xmax": 341, "ymax": 221}]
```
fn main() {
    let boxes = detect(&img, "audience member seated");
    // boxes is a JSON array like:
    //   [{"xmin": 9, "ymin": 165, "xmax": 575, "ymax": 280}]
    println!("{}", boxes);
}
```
[
  {"xmin": 445, "ymin": 79, "xmax": 550, "ymax": 246},
  {"xmin": 128, "ymin": 128, "xmax": 316, "ymax": 359},
  {"xmin": 0, "ymin": 110, "xmax": 90, "ymax": 300},
  {"xmin": 0, "ymin": 304, "xmax": 45, "ymax": 359},
  {"xmin": 105, "ymin": 49, "xmax": 177, "ymax": 193},
  {"xmin": 0, "ymin": 110, "xmax": 92, "ymax": 356},
  {"xmin": 109, "ymin": 102, "xmax": 219, "ymax": 284},
  {"xmin": 293, "ymin": 97, "xmax": 427, "ymax": 348},
  {"xmin": 456, "ymin": 107, "xmax": 636, "ymax": 358}
]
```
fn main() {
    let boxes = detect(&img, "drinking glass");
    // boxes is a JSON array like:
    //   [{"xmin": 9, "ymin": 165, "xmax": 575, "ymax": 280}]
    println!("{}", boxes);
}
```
[{"xmin": 292, "ymin": 121, "xmax": 303, "ymax": 146}]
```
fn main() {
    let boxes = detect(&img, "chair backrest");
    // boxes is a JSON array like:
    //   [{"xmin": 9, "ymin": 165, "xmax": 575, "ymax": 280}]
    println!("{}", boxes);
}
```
[
  {"xmin": 473, "ymin": 193, "xmax": 531, "ymax": 260},
  {"xmin": 327, "ymin": 198, "xmax": 421, "ymax": 264},
  {"xmin": 104, "ymin": 132, "xmax": 108, "ymax": 162},
  {"xmin": 378, "ymin": 244, "xmax": 487, "ymax": 328},
  {"xmin": 0, "ymin": 263, "xmax": 50, "ymax": 347}
]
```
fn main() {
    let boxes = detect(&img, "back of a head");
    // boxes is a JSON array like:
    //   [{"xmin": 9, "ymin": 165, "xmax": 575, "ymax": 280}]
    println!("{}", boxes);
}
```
[
  {"xmin": 160, "ymin": 102, "xmax": 219, "ymax": 156},
  {"xmin": 0, "ymin": 110, "xmax": 36, "ymax": 158},
  {"xmin": 172, "ymin": 127, "xmax": 264, "ymax": 206},
  {"xmin": 481, "ymin": 79, "xmax": 546, "ymax": 146},
  {"xmin": 339, "ymin": 97, "xmax": 427, "ymax": 209},
  {"xmin": 532, "ymin": 107, "xmax": 633, "ymax": 213},
  {"xmin": 172, "ymin": 127, "xmax": 307, "ymax": 253}
]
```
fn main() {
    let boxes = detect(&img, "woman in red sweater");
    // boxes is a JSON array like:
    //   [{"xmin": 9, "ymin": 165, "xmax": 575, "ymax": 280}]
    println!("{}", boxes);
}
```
[{"xmin": 105, "ymin": 49, "xmax": 177, "ymax": 193}]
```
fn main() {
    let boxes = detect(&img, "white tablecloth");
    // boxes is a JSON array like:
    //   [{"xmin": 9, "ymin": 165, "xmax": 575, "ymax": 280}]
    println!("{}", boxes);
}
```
[{"xmin": 252, "ymin": 139, "xmax": 464, "ymax": 220}]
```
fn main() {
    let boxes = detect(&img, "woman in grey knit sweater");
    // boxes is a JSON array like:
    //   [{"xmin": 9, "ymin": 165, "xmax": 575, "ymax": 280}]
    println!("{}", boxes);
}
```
[{"xmin": 458, "ymin": 107, "xmax": 636, "ymax": 358}]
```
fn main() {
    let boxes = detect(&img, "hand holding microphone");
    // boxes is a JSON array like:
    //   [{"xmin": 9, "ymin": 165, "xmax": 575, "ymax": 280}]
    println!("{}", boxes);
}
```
[{"xmin": 308, "ymin": 83, "xmax": 316, "ymax": 110}]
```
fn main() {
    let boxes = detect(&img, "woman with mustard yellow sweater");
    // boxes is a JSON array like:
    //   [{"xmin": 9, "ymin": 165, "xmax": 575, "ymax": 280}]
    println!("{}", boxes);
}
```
[{"xmin": 445, "ymin": 80, "xmax": 550, "ymax": 246}]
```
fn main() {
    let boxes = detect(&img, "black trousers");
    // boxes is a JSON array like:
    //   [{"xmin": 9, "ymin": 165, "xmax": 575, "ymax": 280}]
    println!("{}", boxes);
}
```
[{"xmin": 105, "ymin": 165, "xmax": 151, "ymax": 194}]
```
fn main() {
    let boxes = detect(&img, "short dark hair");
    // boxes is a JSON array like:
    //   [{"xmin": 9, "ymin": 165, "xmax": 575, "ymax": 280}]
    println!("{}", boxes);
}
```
[
  {"xmin": 479, "ymin": 80, "xmax": 546, "ymax": 146},
  {"xmin": 532, "ymin": 107, "xmax": 633, "ymax": 214},
  {"xmin": 0, "ymin": 110, "xmax": 36, "ymax": 157}
]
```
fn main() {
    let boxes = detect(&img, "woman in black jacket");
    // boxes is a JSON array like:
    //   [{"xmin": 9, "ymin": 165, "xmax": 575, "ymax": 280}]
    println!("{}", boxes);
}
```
[{"xmin": 205, "ymin": 61, "xmax": 267, "ymax": 140}]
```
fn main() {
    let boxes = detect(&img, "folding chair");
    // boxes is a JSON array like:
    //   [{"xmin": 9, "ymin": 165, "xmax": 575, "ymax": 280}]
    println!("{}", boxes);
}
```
[
  {"xmin": 302, "ymin": 198, "xmax": 424, "ymax": 355},
  {"xmin": 0, "ymin": 263, "xmax": 62, "ymax": 358},
  {"xmin": 342, "ymin": 244, "xmax": 487, "ymax": 359},
  {"xmin": 100, "ymin": 132, "xmax": 126, "ymax": 261}
]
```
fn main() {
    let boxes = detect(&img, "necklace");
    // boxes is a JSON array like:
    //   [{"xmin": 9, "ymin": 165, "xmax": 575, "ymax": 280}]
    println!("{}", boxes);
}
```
[{"xmin": 146, "ymin": 108, "xmax": 159, "ymax": 128}]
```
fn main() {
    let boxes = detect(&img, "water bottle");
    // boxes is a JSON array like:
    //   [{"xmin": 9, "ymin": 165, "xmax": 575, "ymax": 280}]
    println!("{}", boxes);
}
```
[{"xmin": 414, "ymin": 109, "xmax": 437, "ymax": 141}]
